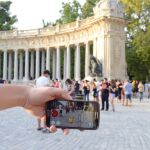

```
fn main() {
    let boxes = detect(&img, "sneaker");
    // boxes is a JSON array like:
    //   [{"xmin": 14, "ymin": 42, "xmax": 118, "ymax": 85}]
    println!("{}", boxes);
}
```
[
  {"xmin": 37, "ymin": 127, "xmax": 43, "ymax": 131},
  {"xmin": 42, "ymin": 128, "xmax": 50, "ymax": 133},
  {"xmin": 112, "ymin": 109, "xmax": 115, "ymax": 112}
]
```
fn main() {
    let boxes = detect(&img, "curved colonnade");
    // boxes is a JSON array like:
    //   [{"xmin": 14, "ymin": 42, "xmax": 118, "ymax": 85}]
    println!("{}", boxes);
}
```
[{"xmin": 0, "ymin": 0, "xmax": 127, "ymax": 82}]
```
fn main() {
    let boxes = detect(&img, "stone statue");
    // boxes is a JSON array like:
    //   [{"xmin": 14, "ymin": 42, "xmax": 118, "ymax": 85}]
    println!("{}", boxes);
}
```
[{"xmin": 89, "ymin": 56, "xmax": 102, "ymax": 77}]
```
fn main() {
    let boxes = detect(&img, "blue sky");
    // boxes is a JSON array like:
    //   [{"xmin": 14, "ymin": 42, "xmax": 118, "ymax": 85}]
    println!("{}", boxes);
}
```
[{"xmin": 8, "ymin": 0, "xmax": 85, "ymax": 30}]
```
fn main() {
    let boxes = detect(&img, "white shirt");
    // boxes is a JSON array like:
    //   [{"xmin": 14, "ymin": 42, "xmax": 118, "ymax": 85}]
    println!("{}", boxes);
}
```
[{"xmin": 36, "ymin": 76, "xmax": 50, "ymax": 87}]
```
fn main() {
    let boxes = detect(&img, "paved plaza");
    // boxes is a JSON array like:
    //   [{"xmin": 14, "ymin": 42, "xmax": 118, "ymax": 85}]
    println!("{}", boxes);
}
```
[{"xmin": 0, "ymin": 98, "xmax": 150, "ymax": 150}]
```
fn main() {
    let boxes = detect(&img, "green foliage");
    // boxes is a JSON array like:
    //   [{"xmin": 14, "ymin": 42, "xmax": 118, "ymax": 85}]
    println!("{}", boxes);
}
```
[
  {"xmin": 126, "ymin": 43, "xmax": 149, "ymax": 81},
  {"xmin": 44, "ymin": 0, "xmax": 150, "ymax": 81},
  {"xmin": 81, "ymin": 0, "xmax": 99, "ymax": 19},
  {"xmin": 0, "ymin": 1, "xmax": 17, "ymax": 31},
  {"xmin": 59, "ymin": 0, "xmax": 81, "ymax": 24},
  {"xmin": 121, "ymin": 0, "xmax": 150, "ymax": 81}
]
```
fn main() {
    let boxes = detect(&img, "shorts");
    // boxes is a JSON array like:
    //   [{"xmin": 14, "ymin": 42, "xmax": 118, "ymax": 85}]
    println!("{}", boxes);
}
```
[
  {"xmin": 110, "ymin": 93, "xmax": 116, "ymax": 99},
  {"xmin": 125, "ymin": 94, "xmax": 131, "ymax": 100}
]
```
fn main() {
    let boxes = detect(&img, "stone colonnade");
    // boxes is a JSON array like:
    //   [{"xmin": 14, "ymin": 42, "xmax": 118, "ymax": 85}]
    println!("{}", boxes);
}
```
[
  {"xmin": 0, "ymin": 42, "xmax": 91, "ymax": 81},
  {"xmin": 0, "ymin": 0, "xmax": 127, "ymax": 81}
]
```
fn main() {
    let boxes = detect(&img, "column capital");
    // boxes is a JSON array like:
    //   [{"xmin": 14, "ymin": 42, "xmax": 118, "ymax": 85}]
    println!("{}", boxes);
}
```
[
  {"xmin": 65, "ymin": 44, "xmax": 70, "ymax": 48},
  {"xmin": 46, "ymin": 47, "xmax": 50, "ymax": 50},
  {"xmin": 84, "ymin": 41, "xmax": 89, "ymax": 45},
  {"xmin": 2, "ymin": 48, "xmax": 7, "ymax": 52},
  {"xmin": 13, "ymin": 49, "xmax": 18, "ymax": 52},
  {"xmin": 56, "ymin": 46, "xmax": 60, "ymax": 49}
]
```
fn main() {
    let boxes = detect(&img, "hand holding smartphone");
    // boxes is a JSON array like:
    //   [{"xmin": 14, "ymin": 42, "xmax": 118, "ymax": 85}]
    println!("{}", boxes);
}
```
[{"xmin": 45, "ymin": 99, "xmax": 100, "ymax": 130}]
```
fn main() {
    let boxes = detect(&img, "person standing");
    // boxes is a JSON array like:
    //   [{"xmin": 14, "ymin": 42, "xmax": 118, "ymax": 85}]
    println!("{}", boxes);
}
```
[
  {"xmin": 92, "ymin": 82, "xmax": 98, "ymax": 101},
  {"xmin": 109, "ymin": 80, "xmax": 116, "ymax": 112},
  {"xmin": 101, "ymin": 80, "xmax": 109, "ymax": 111},
  {"xmin": 36, "ymin": 70, "xmax": 50, "ymax": 132},
  {"xmin": 138, "ymin": 81, "xmax": 144, "ymax": 101},
  {"xmin": 124, "ymin": 80, "xmax": 132, "ymax": 106},
  {"xmin": 116, "ymin": 80, "xmax": 123, "ymax": 102},
  {"xmin": 83, "ymin": 80, "xmax": 90, "ymax": 101},
  {"xmin": 74, "ymin": 81, "xmax": 80, "ymax": 95}
]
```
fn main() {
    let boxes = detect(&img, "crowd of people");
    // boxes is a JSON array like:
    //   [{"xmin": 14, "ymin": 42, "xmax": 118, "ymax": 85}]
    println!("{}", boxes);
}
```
[
  {"xmin": 34, "ymin": 70, "xmax": 150, "ymax": 113},
  {"xmin": 1, "ymin": 70, "xmax": 150, "ymax": 133}
]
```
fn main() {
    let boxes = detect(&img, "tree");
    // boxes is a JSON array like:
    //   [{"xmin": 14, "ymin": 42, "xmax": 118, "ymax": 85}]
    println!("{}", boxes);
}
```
[
  {"xmin": 59, "ymin": 0, "xmax": 81, "ymax": 24},
  {"xmin": 81, "ymin": 0, "xmax": 99, "ymax": 19},
  {"xmin": 0, "ymin": 1, "xmax": 17, "ymax": 31},
  {"xmin": 121, "ymin": 0, "xmax": 150, "ymax": 81}
]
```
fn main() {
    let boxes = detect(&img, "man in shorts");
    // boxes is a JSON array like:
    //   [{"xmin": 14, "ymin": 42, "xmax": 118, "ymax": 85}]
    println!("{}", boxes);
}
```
[
  {"xmin": 124, "ymin": 80, "xmax": 132, "ymax": 106},
  {"xmin": 36, "ymin": 70, "xmax": 50, "ymax": 132}
]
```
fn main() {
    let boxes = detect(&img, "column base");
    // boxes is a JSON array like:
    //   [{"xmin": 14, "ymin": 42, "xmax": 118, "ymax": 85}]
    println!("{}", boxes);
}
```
[{"xmin": 23, "ymin": 78, "xmax": 29, "ymax": 82}]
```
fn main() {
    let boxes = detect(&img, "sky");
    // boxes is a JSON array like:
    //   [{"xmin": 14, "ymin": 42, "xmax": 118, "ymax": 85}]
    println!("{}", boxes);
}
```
[{"xmin": 4, "ymin": 0, "xmax": 85, "ymax": 30}]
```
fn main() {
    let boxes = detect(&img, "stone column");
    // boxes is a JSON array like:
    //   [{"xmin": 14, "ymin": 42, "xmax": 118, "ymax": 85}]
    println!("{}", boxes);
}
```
[
  {"xmin": 36, "ymin": 49, "xmax": 40, "ymax": 79},
  {"xmin": 107, "ymin": 36, "xmax": 112, "ymax": 78},
  {"xmin": 75, "ymin": 44, "xmax": 80, "ymax": 80},
  {"xmin": 30, "ymin": 51, "xmax": 34, "ymax": 78},
  {"xmin": 8, "ymin": 52, "xmax": 12, "ymax": 80},
  {"xmin": 14, "ymin": 49, "xmax": 18, "ymax": 81},
  {"xmin": 56, "ymin": 46, "xmax": 61, "ymax": 80},
  {"xmin": 85, "ymin": 42, "xmax": 90, "ymax": 77},
  {"xmin": 25, "ymin": 49, "xmax": 29, "ymax": 80},
  {"xmin": 19, "ymin": 52, "xmax": 23, "ymax": 80},
  {"xmin": 41, "ymin": 50, "xmax": 45, "ymax": 73},
  {"xmin": 3, "ymin": 50, "xmax": 7, "ymax": 80},
  {"xmin": 46, "ymin": 47, "xmax": 50, "ymax": 71},
  {"xmin": 63, "ymin": 49, "xmax": 67, "ymax": 79},
  {"xmin": 52, "ymin": 49, "xmax": 56, "ymax": 79},
  {"xmin": 66, "ymin": 45, "xmax": 70, "ymax": 78}
]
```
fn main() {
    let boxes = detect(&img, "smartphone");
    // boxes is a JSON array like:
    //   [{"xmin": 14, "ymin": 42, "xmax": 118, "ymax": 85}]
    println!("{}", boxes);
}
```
[{"xmin": 45, "ymin": 99, "xmax": 100, "ymax": 130}]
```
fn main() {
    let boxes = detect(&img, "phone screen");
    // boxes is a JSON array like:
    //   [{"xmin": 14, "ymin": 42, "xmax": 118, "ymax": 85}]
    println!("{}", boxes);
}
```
[{"xmin": 46, "ymin": 100, "xmax": 100, "ymax": 130}]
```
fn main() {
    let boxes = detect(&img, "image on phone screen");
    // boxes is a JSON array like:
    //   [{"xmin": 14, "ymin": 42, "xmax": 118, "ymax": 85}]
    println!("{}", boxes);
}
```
[{"xmin": 46, "ymin": 100, "xmax": 99, "ymax": 130}]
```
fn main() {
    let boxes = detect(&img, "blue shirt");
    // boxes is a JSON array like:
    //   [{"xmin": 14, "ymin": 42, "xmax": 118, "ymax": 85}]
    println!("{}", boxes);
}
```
[{"xmin": 124, "ymin": 82, "xmax": 132, "ymax": 95}]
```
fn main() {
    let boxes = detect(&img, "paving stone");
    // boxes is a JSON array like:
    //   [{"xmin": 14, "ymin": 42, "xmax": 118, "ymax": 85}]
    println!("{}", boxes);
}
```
[{"xmin": 0, "ymin": 98, "xmax": 150, "ymax": 150}]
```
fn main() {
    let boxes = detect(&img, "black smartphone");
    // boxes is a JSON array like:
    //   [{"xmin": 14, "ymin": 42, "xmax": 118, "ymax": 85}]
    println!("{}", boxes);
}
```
[{"xmin": 45, "ymin": 99, "xmax": 100, "ymax": 130}]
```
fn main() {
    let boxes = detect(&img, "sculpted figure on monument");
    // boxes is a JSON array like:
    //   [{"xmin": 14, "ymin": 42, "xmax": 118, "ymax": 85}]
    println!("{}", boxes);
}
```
[{"xmin": 89, "ymin": 56, "xmax": 102, "ymax": 77}]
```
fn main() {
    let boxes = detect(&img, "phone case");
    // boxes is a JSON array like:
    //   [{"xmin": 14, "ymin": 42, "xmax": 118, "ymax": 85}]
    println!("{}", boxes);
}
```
[{"xmin": 45, "ymin": 99, "xmax": 100, "ymax": 130}]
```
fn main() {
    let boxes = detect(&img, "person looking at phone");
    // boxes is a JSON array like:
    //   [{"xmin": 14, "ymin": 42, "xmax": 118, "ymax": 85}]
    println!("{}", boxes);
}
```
[
  {"xmin": 35, "ymin": 70, "xmax": 51, "ymax": 132},
  {"xmin": 0, "ymin": 85, "xmax": 71, "ymax": 135}
]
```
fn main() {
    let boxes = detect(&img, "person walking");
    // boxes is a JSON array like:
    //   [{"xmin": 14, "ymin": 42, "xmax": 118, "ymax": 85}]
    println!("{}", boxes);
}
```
[{"xmin": 36, "ymin": 70, "xmax": 50, "ymax": 132}]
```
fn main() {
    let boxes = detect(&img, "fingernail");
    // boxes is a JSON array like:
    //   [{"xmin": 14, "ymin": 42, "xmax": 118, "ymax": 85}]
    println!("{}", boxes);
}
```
[{"xmin": 63, "ymin": 129, "xmax": 69, "ymax": 135}]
